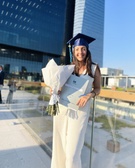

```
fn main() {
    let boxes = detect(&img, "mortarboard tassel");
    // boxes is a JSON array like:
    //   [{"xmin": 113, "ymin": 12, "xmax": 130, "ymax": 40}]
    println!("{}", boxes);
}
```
[{"xmin": 68, "ymin": 44, "xmax": 72, "ymax": 63}]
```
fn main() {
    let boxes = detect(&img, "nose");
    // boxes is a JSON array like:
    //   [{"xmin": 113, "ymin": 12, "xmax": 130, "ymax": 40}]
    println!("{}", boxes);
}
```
[{"xmin": 78, "ymin": 48, "xmax": 83, "ymax": 53}]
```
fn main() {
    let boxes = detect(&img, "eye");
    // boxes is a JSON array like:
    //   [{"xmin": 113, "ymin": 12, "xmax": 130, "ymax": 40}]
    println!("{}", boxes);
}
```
[
  {"xmin": 82, "ymin": 47, "xmax": 86, "ymax": 51},
  {"xmin": 75, "ymin": 47, "xmax": 79, "ymax": 51}
]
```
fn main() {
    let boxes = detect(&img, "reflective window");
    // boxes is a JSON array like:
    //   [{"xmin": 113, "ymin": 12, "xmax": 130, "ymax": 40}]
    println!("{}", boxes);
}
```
[{"xmin": 0, "ymin": 0, "xmax": 66, "ymax": 55}]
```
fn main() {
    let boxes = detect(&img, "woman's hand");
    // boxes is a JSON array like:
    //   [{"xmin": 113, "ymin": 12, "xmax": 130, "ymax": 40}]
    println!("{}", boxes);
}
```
[
  {"xmin": 57, "ymin": 90, "xmax": 61, "ymax": 95},
  {"xmin": 49, "ymin": 88, "xmax": 61, "ymax": 95},
  {"xmin": 76, "ymin": 93, "xmax": 92, "ymax": 107},
  {"xmin": 77, "ymin": 91, "xmax": 97, "ymax": 107},
  {"xmin": 49, "ymin": 88, "xmax": 53, "ymax": 95},
  {"xmin": 57, "ymin": 87, "xmax": 62, "ymax": 95}
]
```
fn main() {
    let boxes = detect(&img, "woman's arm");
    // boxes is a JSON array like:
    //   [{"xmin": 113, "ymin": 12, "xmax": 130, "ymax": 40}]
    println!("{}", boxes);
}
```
[
  {"xmin": 77, "ymin": 66, "xmax": 101, "ymax": 107},
  {"xmin": 91, "ymin": 65, "xmax": 101, "ymax": 96},
  {"xmin": 84, "ymin": 66, "xmax": 101, "ymax": 100}
]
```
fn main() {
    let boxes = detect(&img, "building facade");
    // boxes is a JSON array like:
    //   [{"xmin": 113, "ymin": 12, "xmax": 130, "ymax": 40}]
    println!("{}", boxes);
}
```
[
  {"xmin": 100, "ymin": 67, "xmax": 124, "ymax": 76},
  {"xmin": 0, "ymin": 0, "xmax": 74, "ymax": 80},
  {"xmin": 100, "ymin": 68, "xmax": 135, "ymax": 88},
  {"xmin": 0, "ymin": 0, "xmax": 104, "ymax": 81}
]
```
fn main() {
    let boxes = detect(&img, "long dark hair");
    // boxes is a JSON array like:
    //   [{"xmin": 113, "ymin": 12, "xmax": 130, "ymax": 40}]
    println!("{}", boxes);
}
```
[{"xmin": 72, "ymin": 48, "xmax": 96, "ymax": 77}]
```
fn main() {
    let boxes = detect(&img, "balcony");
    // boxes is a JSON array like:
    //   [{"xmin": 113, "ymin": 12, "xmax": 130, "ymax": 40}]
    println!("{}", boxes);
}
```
[{"xmin": 0, "ymin": 81, "xmax": 135, "ymax": 168}]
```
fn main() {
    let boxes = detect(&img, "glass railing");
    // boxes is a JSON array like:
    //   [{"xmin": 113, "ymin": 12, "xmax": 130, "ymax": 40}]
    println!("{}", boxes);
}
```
[
  {"xmin": 89, "ymin": 92, "xmax": 135, "ymax": 168},
  {"xmin": 4, "ymin": 81, "xmax": 52, "ymax": 157},
  {"xmin": 4, "ymin": 82, "xmax": 135, "ymax": 168}
]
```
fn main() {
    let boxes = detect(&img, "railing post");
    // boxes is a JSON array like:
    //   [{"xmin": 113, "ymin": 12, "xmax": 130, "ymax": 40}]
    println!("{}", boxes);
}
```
[{"xmin": 89, "ymin": 97, "xmax": 95, "ymax": 168}]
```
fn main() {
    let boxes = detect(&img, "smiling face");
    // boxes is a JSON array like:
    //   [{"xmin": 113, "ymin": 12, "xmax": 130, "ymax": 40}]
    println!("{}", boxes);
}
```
[{"xmin": 74, "ymin": 45, "xmax": 87, "ymax": 63}]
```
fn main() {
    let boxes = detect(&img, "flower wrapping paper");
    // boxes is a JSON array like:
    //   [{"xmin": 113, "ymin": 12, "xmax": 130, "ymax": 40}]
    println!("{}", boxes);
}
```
[{"xmin": 42, "ymin": 59, "xmax": 74, "ymax": 115}]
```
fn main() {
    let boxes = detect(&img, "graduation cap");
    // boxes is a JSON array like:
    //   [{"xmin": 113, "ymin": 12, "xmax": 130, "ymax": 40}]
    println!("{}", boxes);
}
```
[{"xmin": 67, "ymin": 33, "xmax": 95, "ymax": 62}]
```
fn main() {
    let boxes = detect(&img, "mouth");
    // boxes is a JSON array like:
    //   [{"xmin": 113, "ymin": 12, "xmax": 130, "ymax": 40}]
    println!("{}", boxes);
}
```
[{"xmin": 77, "ymin": 55, "xmax": 84, "ymax": 59}]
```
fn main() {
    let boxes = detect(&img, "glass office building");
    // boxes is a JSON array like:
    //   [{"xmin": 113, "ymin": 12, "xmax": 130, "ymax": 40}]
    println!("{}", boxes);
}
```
[
  {"xmin": 0, "ymin": 0, "xmax": 104, "ymax": 80},
  {"xmin": 0, "ymin": 0, "xmax": 74, "ymax": 80},
  {"xmin": 73, "ymin": 0, "xmax": 105, "ymax": 67}
]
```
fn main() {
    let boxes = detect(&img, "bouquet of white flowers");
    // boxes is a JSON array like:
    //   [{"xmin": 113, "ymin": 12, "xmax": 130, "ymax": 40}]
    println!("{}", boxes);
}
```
[{"xmin": 42, "ymin": 59, "xmax": 74, "ymax": 116}]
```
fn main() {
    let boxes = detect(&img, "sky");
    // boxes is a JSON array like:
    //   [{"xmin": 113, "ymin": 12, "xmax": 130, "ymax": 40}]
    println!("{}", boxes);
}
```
[{"xmin": 103, "ymin": 0, "xmax": 135, "ymax": 76}]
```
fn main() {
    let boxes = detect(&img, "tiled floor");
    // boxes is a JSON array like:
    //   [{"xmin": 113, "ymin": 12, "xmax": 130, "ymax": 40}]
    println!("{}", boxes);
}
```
[
  {"xmin": 1, "ymin": 86, "xmax": 135, "ymax": 168},
  {"xmin": 0, "ymin": 103, "xmax": 51, "ymax": 168}
]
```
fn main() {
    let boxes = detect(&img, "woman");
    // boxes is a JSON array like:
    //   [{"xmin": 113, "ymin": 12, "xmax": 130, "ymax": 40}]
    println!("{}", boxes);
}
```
[
  {"xmin": 6, "ymin": 79, "xmax": 17, "ymax": 104},
  {"xmin": 51, "ymin": 33, "xmax": 101, "ymax": 168}
]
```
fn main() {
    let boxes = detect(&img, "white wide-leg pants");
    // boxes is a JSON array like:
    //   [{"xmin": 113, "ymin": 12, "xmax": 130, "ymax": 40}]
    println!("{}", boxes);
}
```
[{"xmin": 51, "ymin": 104, "xmax": 89, "ymax": 168}]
